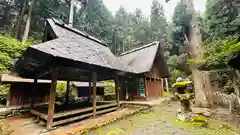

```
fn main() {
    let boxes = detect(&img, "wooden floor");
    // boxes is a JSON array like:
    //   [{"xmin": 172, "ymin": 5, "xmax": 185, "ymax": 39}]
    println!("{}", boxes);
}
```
[
  {"xmin": 31, "ymin": 102, "xmax": 118, "ymax": 127},
  {"xmin": 4, "ymin": 106, "xmax": 145, "ymax": 135}
]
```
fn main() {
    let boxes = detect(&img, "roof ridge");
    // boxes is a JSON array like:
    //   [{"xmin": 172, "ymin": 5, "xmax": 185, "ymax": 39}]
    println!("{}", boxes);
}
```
[
  {"xmin": 50, "ymin": 18, "xmax": 108, "ymax": 47},
  {"xmin": 119, "ymin": 41, "xmax": 159, "ymax": 56}
]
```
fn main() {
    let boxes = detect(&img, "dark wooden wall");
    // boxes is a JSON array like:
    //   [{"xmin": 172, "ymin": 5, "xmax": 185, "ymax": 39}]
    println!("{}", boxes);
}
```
[{"xmin": 8, "ymin": 83, "xmax": 50, "ymax": 106}]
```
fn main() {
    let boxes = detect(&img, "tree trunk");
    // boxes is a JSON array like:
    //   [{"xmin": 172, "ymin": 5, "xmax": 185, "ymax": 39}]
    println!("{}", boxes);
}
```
[
  {"xmin": 233, "ymin": 70, "xmax": 240, "ymax": 97},
  {"xmin": 181, "ymin": 0, "xmax": 215, "ymax": 108},
  {"xmin": 69, "ymin": 0, "xmax": 75, "ymax": 27},
  {"xmin": 15, "ymin": 0, "xmax": 27, "ymax": 40},
  {"xmin": 22, "ymin": 0, "xmax": 35, "ymax": 43}
]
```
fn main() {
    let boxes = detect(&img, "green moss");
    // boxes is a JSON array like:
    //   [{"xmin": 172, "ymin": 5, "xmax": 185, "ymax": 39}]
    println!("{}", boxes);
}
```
[
  {"xmin": 100, "ymin": 128, "xmax": 126, "ymax": 135},
  {"xmin": 163, "ymin": 92, "xmax": 170, "ymax": 97},
  {"xmin": 172, "ymin": 81, "xmax": 192, "ymax": 88}
]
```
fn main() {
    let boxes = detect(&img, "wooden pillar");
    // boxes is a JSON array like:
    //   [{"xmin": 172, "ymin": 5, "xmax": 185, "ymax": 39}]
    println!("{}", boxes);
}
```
[
  {"xmin": 144, "ymin": 77, "xmax": 148, "ymax": 99},
  {"xmin": 88, "ymin": 76, "xmax": 91, "ymax": 102},
  {"xmin": 47, "ymin": 68, "xmax": 57, "ymax": 129},
  {"xmin": 92, "ymin": 72, "xmax": 97, "ymax": 116},
  {"xmin": 65, "ymin": 80, "xmax": 70, "ymax": 104},
  {"xmin": 165, "ymin": 78, "xmax": 169, "ymax": 93},
  {"xmin": 115, "ymin": 77, "xmax": 120, "ymax": 108},
  {"xmin": 125, "ymin": 81, "xmax": 129, "ymax": 100},
  {"xmin": 161, "ymin": 78, "xmax": 164, "ymax": 90},
  {"xmin": 136, "ymin": 77, "xmax": 140, "ymax": 96},
  {"xmin": 30, "ymin": 78, "xmax": 38, "ymax": 110},
  {"xmin": 6, "ymin": 89, "xmax": 11, "ymax": 108}
]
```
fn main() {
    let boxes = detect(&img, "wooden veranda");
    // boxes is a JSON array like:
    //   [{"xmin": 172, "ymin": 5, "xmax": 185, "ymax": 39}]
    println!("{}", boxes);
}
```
[
  {"xmin": 13, "ymin": 18, "xmax": 135, "ymax": 129},
  {"xmin": 26, "ymin": 69, "xmax": 123, "ymax": 129}
]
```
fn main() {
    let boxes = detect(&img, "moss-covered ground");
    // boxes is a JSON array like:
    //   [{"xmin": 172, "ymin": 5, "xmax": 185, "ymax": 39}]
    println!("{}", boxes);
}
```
[{"xmin": 85, "ymin": 101, "xmax": 240, "ymax": 135}]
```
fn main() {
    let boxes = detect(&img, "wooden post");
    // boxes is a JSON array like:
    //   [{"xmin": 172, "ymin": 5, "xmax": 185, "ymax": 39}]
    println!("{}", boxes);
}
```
[
  {"xmin": 115, "ymin": 77, "xmax": 120, "ymax": 108},
  {"xmin": 6, "ymin": 89, "xmax": 11, "ymax": 108},
  {"xmin": 125, "ymin": 81, "xmax": 129, "ymax": 100},
  {"xmin": 165, "ymin": 78, "xmax": 169, "ymax": 93},
  {"xmin": 47, "ymin": 68, "xmax": 57, "ymax": 129},
  {"xmin": 30, "ymin": 78, "xmax": 38, "ymax": 111},
  {"xmin": 88, "ymin": 76, "xmax": 91, "ymax": 102},
  {"xmin": 92, "ymin": 72, "xmax": 97, "ymax": 117},
  {"xmin": 161, "ymin": 78, "xmax": 164, "ymax": 91},
  {"xmin": 65, "ymin": 80, "xmax": 70, "ymax": 104},
  {"xmin": 144, "ymin": 77, "xmax": 148, "ymax": 99}
]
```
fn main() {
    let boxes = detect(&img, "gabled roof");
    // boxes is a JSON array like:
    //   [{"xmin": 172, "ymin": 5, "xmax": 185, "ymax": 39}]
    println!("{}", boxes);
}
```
[
  {"xmin": 14, "ymin": 18, "xmax": 135, "ymax": 81},
  {"xmin": 118, "ymin": 42, "xmax": 169, "ymax": 77},
  {"xmin": 47, "ymin": 18, "xmax": 107, "ymax": 46},
  {"xmin": 41, "ymin": 18, "xmax": 134, "ymax": 73}
]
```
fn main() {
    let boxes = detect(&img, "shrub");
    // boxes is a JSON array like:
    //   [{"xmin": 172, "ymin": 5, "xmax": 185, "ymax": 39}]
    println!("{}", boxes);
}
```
[{"xmin": 0, "ymin": 35, "xmax": 38, "ymax": 72}]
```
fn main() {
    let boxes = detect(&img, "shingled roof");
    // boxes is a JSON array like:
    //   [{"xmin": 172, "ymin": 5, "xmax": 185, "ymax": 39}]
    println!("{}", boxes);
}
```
[
  {"xmin": 13, "ymin": 18, "xmax": 135, "ymax": 81},
  {"xmin": 118, "ymin": 41, "xmax": 169, "ymax": 77}
]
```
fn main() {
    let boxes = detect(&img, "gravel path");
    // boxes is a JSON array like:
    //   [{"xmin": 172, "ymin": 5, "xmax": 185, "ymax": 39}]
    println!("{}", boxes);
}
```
[{"xmin": 87, "ymin": 101, "xmax": 240, "ymax": 135}]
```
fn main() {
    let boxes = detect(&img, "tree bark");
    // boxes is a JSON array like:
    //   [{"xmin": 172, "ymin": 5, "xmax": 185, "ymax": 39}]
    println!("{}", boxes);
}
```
[
  {"xmin": 15, "ymin": 0, "xmax": 27, "ymax": 40},
  {"xmin": 22, "ymin": 0, "xmax": 35, "ymax": 43},
  {"xmin": 69, "ymin": 0, "xmax": 75, "ymax": 27},
  {"xmin": 233, "ymin": 70, "xmax": 240, "ymax": 97},
  {"xmin": 181, "ymin": 0, "xmax": 215, "ymax": 108}
]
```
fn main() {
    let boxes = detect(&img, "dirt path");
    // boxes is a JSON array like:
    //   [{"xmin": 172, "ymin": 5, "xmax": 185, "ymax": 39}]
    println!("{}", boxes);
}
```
[{"xmin": 87, "ymin": 101, "xmax": 240, "ymax": 135}]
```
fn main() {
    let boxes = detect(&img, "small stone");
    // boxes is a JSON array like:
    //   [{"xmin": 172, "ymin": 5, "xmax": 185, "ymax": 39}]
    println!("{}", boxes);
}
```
[{"xmin": 177, "ymin": 108, "xmax": 182, "ymax": 113}]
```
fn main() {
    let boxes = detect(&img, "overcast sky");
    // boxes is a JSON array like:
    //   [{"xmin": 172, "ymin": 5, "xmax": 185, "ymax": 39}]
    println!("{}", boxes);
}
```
[{"xmin": 103, "ymin": 0, "xmax": 207, "ymax": 21}]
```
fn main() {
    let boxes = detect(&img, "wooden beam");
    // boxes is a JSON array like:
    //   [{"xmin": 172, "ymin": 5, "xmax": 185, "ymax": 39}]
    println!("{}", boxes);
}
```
[
  {"xmin": 115, "ymin": 77, "xmax": 120, "ymax": 108},
  {"xmin": 30, "ymin": 78, "xmax": 38, "ymax": 111},
  {"xmin": 31, "ymin": 109, "xmax": 48, "ymax": 120},
  {"xmin": 96, "ymin": 107, "xmax": 117, "ymax": 115},
  {"xmin": 53, "ymin": 112, "xmax": 93, "ymax": 127},
  {"xmin": 54, "ymin": 107, "xmax": 93, "ymax": 119},
  {"xmin": 65, "ymin": 80, "xmax": 70, "ymax": 104},
  {"xmin": 92, "ymin": 72, "xmax": 97, "ymax": 116},
  {"xmin": 96, "ymin": 103, "xmax": 117, "ymax": 110},
  {"xmin": 46, "ymin": 68, "xmax": 57, "ymax": 129}
]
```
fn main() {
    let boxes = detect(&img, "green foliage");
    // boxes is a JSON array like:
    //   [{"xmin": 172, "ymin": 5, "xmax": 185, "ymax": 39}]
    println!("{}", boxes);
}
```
[
  {"xmin": 192, "ymin": 35, "xmax": 240, "ymax": 70},
  {"xmin": 167, "ymin": 2, "xmax": 193, "ymax": 80},
  {"xmin": 0, "ymin": 36, "xmax": 33, "ymax": 72},
  {"xmin": 56, "ymin": 81, "xmax": 78, "ymax": 99},
  {"xmin": 75, "ymin": 0, "xmax": 113, "ymax": 45},
  {"xmin": 172, "ymin": 2, "xmax": 192, "ymax": 43},
  {"xmin": 150, "ymin": 0, "xmax": 168, "ymax": 41},
  {"xmin": 0, "ymin": 85, "xmax": 10, "ymax": 95},
  {"xmin": 56, "ymin": 82, "xmax": 67, "ymax": 98},
  {"xmin": 111, "ymin": 7, "xmax": 152, "ymax": 54},
  {"xmin": 104, "ymin": 80, "xmax": 115, "ymax": 95},
  {"xmin": 170, "ymin": 69, "xmax": 184, "ymax": 82},
  {"xmin": 204, "ymin": 0, "xmax": 240, "ymax": 37}
]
